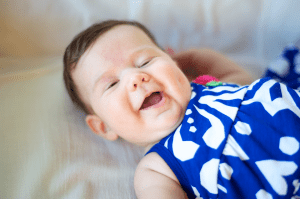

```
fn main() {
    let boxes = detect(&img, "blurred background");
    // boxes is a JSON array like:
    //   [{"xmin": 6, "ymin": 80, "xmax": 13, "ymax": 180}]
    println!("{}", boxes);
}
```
[{"xmin": 1, "ymin": 0, "xmax": 300, "ymax": 198}]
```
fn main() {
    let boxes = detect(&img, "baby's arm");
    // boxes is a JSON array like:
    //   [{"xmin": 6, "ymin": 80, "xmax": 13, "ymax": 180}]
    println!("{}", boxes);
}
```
[
  {"xmin": 171, "ymin": 48, "xmax": 254, "ymax": 85},
  {"xmin": 134, "ymin": 153, "xmax": 188, "ymax": 199}
]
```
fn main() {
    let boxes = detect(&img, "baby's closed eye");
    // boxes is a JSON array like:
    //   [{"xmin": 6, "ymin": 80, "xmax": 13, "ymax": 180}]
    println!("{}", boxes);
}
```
[
  {"xmin": 137, "ymin": 56, "xmax": 157, "ymax": 68},
  {"xmin": 139, "ymin": 60, "xmax": 151, "ymax": 67},
  {"xmin": 107, "ymin": 81, "xmax": 119, "ymax": 89}
]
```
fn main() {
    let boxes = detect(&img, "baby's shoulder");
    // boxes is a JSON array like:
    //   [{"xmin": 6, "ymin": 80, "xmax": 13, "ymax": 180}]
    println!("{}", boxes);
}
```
[
  {"xmin": 134, "ymin": 152, "xmax": 188, "ymax": 198},
  {"xmin": 135, "ymin": 152, "xmax": 179, "ymax": 184}
]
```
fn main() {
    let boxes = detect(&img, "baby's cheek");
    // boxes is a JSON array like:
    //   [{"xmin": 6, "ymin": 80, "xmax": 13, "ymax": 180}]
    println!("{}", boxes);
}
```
[
  {"xmin": 171, "ymin": 63, "xmax": 187, "ymax": 83},
  {"xmin": 177, "ymin": 73, "xmax": 186, "ymax": 84}
]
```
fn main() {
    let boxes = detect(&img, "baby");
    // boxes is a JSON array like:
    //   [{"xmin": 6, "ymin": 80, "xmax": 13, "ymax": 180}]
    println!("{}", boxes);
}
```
[{"xmin": 63, "ymin": 20, "xmax": 300, "ymax": 199}]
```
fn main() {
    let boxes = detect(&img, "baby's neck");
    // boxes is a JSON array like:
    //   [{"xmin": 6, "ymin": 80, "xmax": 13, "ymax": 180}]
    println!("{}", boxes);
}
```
[
  {"xmin": 144, "ymin": 144, "xmax": 154, "ymax": 155},
  {"xmin": 143, "ymin": 126, "xmax": 182, "ymax": 155}
]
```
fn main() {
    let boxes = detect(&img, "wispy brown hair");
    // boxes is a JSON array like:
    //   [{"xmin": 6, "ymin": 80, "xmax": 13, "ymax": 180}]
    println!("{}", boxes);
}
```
[{"xmin": 63, "ymin": 20, "xmax": 160, "ymax": 115}]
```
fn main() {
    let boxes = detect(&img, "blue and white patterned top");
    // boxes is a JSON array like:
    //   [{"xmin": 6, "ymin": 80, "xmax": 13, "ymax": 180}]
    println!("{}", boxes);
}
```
[{"xmin": 146, "ymin": 45, "xmax": 300, "ymax": 199}]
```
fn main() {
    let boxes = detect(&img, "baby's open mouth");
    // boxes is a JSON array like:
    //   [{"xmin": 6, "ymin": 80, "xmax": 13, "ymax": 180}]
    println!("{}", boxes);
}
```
[{"xmin": 140, "ymin": 92, "xmax": 163, "ymax": 110}]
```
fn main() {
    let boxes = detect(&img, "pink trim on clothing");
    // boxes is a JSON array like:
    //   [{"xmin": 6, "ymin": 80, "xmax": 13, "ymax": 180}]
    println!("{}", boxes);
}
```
[{"xmin": 192, "ymin": 75, "xmax": 220, "ymax": 85}]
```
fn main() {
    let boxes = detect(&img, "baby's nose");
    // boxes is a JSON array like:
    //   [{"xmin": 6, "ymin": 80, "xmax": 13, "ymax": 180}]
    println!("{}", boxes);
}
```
[{"xmin": 127, "ymin": 73, "xmax": 150, "ymax": 91}]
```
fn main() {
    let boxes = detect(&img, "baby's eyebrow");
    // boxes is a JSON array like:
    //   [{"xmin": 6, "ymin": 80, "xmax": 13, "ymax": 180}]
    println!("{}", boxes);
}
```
[
  {"xmin": 92, "ymin": 46, "xmax": 157, "ymax": 92},
  {"xmin": 93, "ymin": 72, "xmax": 112, "ymax": 92},
  {"xmin": 128, "ymin": 45, "xmax": 157, "ymax": 60}
]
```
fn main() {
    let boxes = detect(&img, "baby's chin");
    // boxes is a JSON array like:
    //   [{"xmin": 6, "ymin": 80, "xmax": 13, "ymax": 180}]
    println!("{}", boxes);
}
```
[{"xmin": 143, "ymin": 117, "xmax": 185, "ymax": 154}]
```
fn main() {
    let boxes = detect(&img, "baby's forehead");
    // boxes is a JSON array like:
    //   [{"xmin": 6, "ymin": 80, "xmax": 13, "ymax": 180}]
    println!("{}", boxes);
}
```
[{"xmin": 75, "ymin": 25, "xmax": 161, "ymax": 79}]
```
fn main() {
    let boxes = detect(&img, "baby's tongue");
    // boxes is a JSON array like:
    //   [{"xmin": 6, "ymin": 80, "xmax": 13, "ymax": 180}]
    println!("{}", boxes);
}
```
[{"xmin": 141, "ymin": 92, "xmax": 162, "ymax": 109}]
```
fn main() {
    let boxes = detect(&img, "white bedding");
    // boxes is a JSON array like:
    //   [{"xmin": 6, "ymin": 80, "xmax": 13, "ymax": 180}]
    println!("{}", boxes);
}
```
[{"xmin": 1, "ymin": 0, "xmax": 300, "ymax": 198}]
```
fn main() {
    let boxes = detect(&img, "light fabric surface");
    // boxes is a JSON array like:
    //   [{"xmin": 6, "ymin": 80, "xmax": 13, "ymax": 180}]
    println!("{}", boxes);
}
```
[
  {"xmin": 1, "ymin": 0, "xmax": 300, "ymax": 198},
  {"xmin": 0, "ymin": 57, "xmax": 143, "ymax": 198}
]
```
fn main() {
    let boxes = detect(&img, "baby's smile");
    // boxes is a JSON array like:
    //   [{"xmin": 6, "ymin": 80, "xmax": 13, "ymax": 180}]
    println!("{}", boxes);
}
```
[{"xmin": 140, "ymin": 91, "xmax": 164, "ymax": 110}]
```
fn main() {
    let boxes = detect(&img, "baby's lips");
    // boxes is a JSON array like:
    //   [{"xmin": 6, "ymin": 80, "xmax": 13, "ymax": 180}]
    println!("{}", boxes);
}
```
[
  {"xmin": 139, "ymin": 92, "xmax": 154, "ymax": 110},
  {"xmin": 139, "ymin": 90, "xmax": 163, "ymax": 110},
  {"xmin": 139, "ymin": 92, "xmax": 152, "ymax": 111},
  {"xmin": 140, "ymin": 92, "xmax": 163, "ymax": 110}
]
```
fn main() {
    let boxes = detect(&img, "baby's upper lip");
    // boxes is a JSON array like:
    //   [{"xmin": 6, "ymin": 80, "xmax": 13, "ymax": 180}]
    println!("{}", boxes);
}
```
[{"xmin": 139, "ymin": 90, "xmax": 162, "ymax": 110}]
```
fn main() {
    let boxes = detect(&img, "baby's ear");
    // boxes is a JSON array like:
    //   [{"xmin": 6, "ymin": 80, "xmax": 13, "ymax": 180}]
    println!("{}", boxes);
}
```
[{"xmin": 85, "ymin": 115, "xmax": 118, "ymax": 141}]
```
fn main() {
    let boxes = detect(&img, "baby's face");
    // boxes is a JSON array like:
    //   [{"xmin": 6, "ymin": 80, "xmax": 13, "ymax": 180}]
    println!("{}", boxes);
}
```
[{"xmin": 72, "ymin": 25, "xmax": 191, "ymax": 148}]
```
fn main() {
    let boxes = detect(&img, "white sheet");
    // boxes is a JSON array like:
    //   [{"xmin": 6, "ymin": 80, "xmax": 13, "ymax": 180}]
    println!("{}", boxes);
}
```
[
  {"xmin": 1, "ymin": 0, "xmax": 300, "ymax": 198},
  {"xmin": 1, "ymin": 57, "xmax": 144, "ymax": 198}
]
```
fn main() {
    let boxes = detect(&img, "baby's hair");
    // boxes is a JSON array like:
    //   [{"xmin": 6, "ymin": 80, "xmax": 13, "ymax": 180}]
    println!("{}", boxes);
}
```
[{"xmin": 63, "ymin": 20, "xmax": 161, "ymax": 115}]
